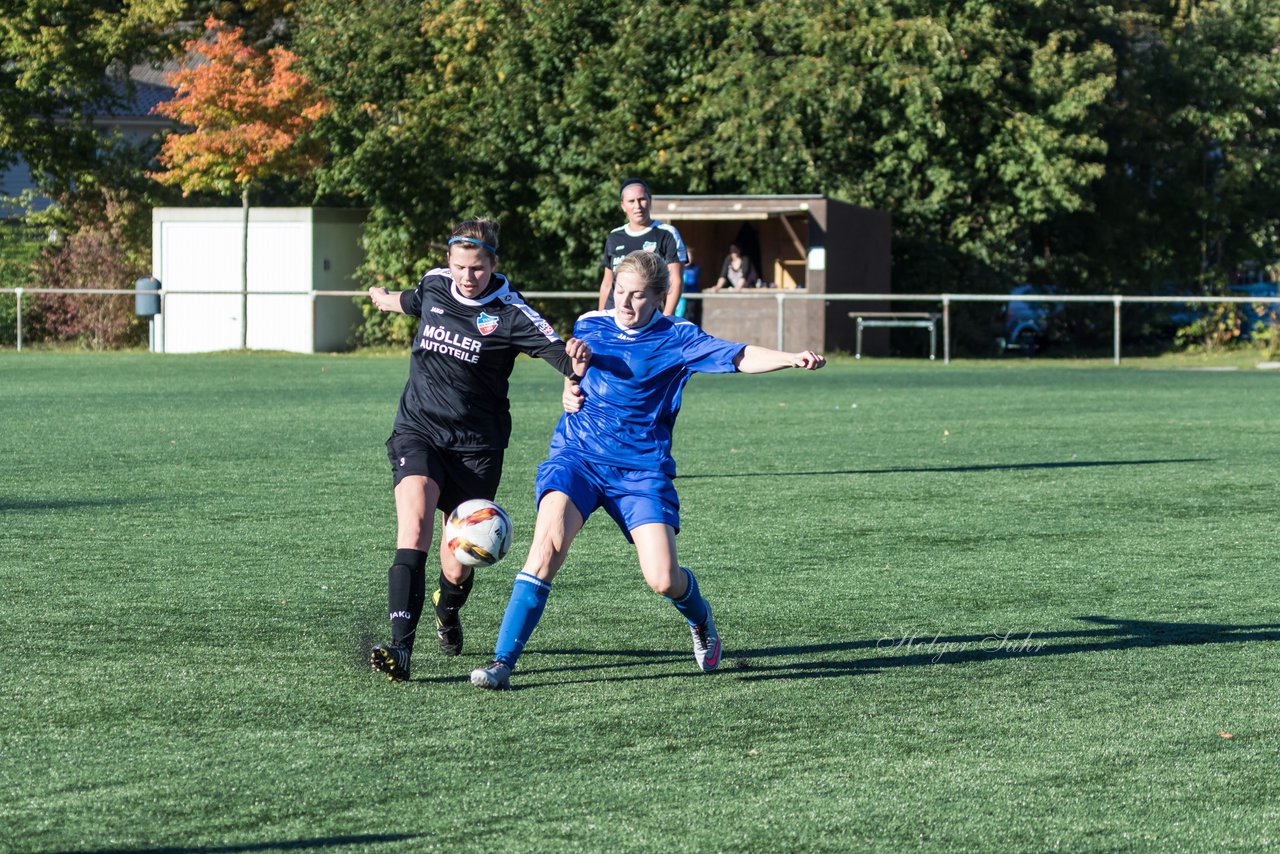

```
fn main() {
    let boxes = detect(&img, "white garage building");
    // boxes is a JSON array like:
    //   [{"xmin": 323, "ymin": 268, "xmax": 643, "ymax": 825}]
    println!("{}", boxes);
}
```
[{"xmin": 150, "ymin": 207, "xmax": 367, "ymax": 353}]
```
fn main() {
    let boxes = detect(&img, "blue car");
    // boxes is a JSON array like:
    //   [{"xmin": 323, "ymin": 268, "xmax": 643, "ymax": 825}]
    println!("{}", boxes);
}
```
[{"xmin": 997, "ymin": 284, "xmax": 1062, "ymax": 355}]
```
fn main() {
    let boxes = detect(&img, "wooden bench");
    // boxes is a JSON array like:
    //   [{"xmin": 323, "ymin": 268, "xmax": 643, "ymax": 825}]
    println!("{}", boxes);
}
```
[{"xmin": 850, "ymin": 312, "xmax": 941, "ymax": 360}]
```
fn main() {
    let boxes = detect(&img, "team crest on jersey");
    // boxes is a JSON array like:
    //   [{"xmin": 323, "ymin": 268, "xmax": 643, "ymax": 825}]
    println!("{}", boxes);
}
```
[
  {"xmin": 643, "ymin": 241, "xmax": 657, "ymax": 252},
  {"xmin": 476, "ymin": 311, "xmax": 500, "ymax": 335}
]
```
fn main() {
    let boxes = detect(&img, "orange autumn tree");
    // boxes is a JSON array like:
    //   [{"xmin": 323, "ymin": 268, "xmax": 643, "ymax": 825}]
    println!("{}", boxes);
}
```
[{"xmin": 151, "ymin": 17, "xmax": 331, "ymax": 349}]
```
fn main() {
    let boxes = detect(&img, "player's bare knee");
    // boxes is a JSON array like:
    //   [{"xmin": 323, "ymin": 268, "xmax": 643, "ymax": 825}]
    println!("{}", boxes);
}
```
[
  {"xmin": 646, "ymin": 560, "xmax": 690, "ymax": 598},
  {"xmin": 647, "ymin": 574, "xmax": 682, "ymax": 598},
  {"xmin": 439, "ymin": 560, "xmax": 471, "ymax": 586}
]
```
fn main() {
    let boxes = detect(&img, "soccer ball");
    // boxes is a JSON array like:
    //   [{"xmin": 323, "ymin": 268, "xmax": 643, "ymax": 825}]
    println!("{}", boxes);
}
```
[{"xmin": 444, "ymin": 498, "xmax": 513, "ymax": 568}]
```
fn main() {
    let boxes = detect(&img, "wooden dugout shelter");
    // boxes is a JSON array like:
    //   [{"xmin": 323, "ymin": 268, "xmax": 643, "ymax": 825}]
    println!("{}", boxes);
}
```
[{"xmin": 651, "ymin": 194, "xmax": 892, "ymax": 354}]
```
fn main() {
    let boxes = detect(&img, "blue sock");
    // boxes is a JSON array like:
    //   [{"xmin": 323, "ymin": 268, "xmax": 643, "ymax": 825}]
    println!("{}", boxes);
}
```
[
  {"xmin": 668, "ymin": 566, "xmax": 708, "ymax": 627},
  {"xmin": 493, "ymin": 571, "xmax": 552, "ymax": 669}
]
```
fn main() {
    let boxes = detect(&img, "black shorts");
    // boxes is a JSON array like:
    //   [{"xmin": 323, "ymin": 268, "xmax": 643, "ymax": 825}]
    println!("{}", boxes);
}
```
[{"xmin": 386, "ymin": 432, "xmax": 504, "ymax": 516}]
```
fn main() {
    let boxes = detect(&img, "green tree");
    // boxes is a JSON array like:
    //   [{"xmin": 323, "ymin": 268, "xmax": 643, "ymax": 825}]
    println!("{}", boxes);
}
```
[
  {"xmin": 656, "ymin": 1, "xmax": 1114, "ymax": 291},
  {"xmin": 204, "ymin": 0, "xmax": 297, "ymax": 43},
  {"xmin": 297, "ymin": 0, "xmax": 1117, "ymax": 303},
  {"xmin": 295, "ymin": 0, "xmax": 1280, "ymax": 326},
  {"xmin": 1041, "ymin": 1, "xmax": 1280, "ymax": 295},
  {"xmin": 0, "ymin": 0, "xmax": 185, "ymax": 197}
]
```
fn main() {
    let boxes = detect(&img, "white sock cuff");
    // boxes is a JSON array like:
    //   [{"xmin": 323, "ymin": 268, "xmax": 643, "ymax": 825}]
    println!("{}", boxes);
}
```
[{"xmin": 515, "ymin": 571, "xmax": 552, "ymax": 593}]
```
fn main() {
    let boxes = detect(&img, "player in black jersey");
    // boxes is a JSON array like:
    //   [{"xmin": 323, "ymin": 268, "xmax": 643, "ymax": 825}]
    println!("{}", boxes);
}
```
[
  {"xmin": 366, "ymin": 219, "xmax": 590, "ymax": 682},
  {"xmin": 596, "ymin": 177, "xmax": 687, "ymax": 316}
]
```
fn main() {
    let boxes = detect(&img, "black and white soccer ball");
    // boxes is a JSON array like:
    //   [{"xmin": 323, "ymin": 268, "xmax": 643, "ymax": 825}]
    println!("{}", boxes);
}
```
[{"xmin": 444, "ymin": 498, "xmax": 513, "ymax": 568}]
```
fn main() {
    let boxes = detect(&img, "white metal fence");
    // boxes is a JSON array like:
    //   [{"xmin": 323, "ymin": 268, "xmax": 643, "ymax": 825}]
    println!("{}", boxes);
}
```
[{"xmin": 3, "ymin": 286, "xmax": 1278, "ymax": 365}]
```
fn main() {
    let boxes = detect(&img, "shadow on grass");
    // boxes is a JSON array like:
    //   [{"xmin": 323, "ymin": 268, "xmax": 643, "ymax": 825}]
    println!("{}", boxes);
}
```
[
  {"xmin": 501, "ymin": 616, "xmax": 1280, "ymax": 687},
  {"xmin": 0, "ymin": 497, "xmax": 135, "ymax": 512},
  {"xmin": 725, "ymin": 615, "xmax": 1280, "ymax": 682},
  {"xmin": 677, "ymin": 458, "xmax": 1212, "ymax": 479},
  {"xmin": 74, "ymin": 833, "xmax": 422, "ymax": 853}
]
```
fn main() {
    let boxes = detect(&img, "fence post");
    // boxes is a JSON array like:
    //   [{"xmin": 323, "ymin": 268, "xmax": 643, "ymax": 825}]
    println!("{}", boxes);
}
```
[
  {"xmin": 1113, "ymin": 295, "xmax": 1122, "ymax": 366},
  {"xmin": 942, "ymin": 294, "xmax": 951, "ymax": 365},
  {"xmin": 776, "ymin": 291, "xmax": 785, "ymax": 350},
  {"xmin": 15, "ymin": 287, "xmax": 22, "ymax": 352}
]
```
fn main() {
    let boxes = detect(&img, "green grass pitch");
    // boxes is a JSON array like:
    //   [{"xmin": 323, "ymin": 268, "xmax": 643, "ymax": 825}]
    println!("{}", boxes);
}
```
[{"xmin": 2, "ymin": 351, "xmax": 1278, "ymax": 852}]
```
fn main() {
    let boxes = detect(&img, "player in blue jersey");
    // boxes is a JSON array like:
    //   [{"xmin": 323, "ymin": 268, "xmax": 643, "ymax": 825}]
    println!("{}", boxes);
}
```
[
  {"xmin": 471, "ymin": 250, "xmax": 825, "ymax": 690},
  {"xmin": 365, "ymin": 219, "xmax": 589, "ymax": 683}
]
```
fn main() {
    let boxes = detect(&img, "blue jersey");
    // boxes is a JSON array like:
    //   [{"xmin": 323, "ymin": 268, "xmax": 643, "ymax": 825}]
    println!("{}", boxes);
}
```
[{"xmin": 549, "ymin": 310, "xmax": 745, "ymax": 475}]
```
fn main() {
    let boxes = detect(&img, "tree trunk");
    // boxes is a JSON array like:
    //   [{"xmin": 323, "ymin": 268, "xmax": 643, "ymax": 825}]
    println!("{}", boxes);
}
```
[{"xmin": 240, "ymin": 184, "xmax": 250, "ymax": 349}]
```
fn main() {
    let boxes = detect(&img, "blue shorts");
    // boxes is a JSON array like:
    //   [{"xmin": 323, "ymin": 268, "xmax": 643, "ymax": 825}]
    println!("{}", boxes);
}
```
[{"xmin": 534, "ymin": 454, "xmax": 679, "ymax": 542}]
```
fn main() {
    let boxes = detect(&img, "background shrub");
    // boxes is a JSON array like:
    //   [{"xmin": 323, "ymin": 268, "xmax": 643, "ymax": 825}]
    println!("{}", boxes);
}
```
[{"xmin": 30, "ymin": 189, "xmax": 149, "ymax": 350}]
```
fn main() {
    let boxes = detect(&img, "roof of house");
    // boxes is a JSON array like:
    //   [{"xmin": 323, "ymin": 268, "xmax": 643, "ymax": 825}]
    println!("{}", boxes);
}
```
[{"xmin": 95, "ymin": 60, "xmax": 179, "ymax": 121}]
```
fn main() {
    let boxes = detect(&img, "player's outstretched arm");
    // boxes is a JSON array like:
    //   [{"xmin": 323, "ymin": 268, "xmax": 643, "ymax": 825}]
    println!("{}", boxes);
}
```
[
  {"xmin": 368, "ymin": 286, "xmax": 407, "ymax": 314},
  {"xmin": 734, "ymin": 345, "xmax": 826, "ymax": 374}
]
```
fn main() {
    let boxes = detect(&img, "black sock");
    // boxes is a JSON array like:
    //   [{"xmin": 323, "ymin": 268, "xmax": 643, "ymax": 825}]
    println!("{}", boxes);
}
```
[
  {"xmin": 388, "ymin": 548, "xmax": 428, "ymax": 651},
  {"xmin": 434, "ymin": 569, "xmax": 475, "ymax": 616}
]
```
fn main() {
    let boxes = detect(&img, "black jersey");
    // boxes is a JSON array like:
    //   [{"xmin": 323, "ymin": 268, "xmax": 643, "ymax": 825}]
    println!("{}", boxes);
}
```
[
  {"xmin": 392, "ymin": 269, "xmax": 574, "ymax": 451},
  {"xmin": 600, "ymin": 221, "xmax": 687, "ymax": 310},
  {"xmin": 601, "ymin": 220, "xmax": 686, "ymax": 272}
]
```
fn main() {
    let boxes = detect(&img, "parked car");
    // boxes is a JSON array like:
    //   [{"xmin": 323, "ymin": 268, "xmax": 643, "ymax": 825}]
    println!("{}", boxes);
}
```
[{"xmin": 996, "ymin": 284, "xmax": 1063, "ymax": 355}]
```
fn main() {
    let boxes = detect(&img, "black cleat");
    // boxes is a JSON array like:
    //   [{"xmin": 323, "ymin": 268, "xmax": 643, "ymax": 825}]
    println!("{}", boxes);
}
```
[
  {"xmin": 370, "ymin": 642, "xmax": 411, "ymax": 682},
  {"xmin": 433, "ymin": 589, "xmax": 463, "ymax": 656}
]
